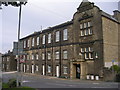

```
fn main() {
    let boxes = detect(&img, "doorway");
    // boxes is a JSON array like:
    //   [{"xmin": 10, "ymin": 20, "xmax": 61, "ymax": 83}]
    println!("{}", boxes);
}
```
[
  {"xmin": 56, "ymin": 65, "xmax": 59, "ymax": 77},
  {"xmin": 76, "ymin": 64, "xmax": 80, "ymax": 79}
]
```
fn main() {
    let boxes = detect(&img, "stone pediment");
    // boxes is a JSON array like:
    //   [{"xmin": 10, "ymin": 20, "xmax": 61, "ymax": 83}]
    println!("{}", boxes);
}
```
[{"xmin": 77, "ymin": 0, "xmax": 94, "ymax": 13}]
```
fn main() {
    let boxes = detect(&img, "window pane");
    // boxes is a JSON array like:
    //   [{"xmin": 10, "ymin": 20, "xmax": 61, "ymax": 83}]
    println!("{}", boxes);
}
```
[
  {"xmin": 63, "ymin": 50, "xmax": 68, "ymax": 59},
  {"xmin": 87, "ymin": 21, "xmax": 91, "ymax": 27},
  {"xmin": 42, "ymin": 35, "xmax": 45, "ymax": 44},
  {"xmin": 85, "ymin": 29, "xmax": 89, "ymax": 35},
  {"xmin": 37, "ymin": 37, "xmax": 39, "ymax": 45},
  {"xmin": 36, "ymin": 54, "xmax": 39, "ymax": 60},
  {"xmin": 42, "ymin": 53, "xmax": 45, "ymax": 60},
  {"xmin": 32, "ymin": 38, "xmax": 34, "ymax": 46},
  {"xmin": 63, "ymin": 29, "xmax": 68, "ymax": 40},
  {"xmin": 63, "ymin": 66, "xmax": 68, "ymax": 74},
  {"xmin": 48, "ymin": 52, "xmax": 51, "ymax": 60},
  {"xmin": 48, "ymin": 33, "xmax": 51, "ymax": 43},
  {"xmin": 80, "ymin": 23, "xmax": 83, "ymax": 29},
  {"xmin": 36, "ymin": 65, "xmax": 39, "ymax": 71},
  {"xmin": 55, "ymin": 51, "xmax": 59, "ymax": 59},
  {"xmin": 84, "ymin": 22, "xmax": 87, "ymax": 28},
  {"xmin": 85, "ymin": 53, "xmax": 89, "ymax": 59},
  {"xmin": 89, "ymin": 53, "xmax": 93, "ymax": 59},
  {"xmin": 88, "ymin": 28, "xmax": 92, "ymax": 35},
  {"xmin": 81, "ymin": 30, "xmax": 84, "ymax": 36},
  {"xmin": 48, "ymin": 65, "xmax": 51, "ymax": 73},
  {"xmin": 28, "ymin": 40, "xmax": 30, "ymax": 47},
  {"xmin": 56, "ymin": 31, "xmax": 59, "ymax": 42}
]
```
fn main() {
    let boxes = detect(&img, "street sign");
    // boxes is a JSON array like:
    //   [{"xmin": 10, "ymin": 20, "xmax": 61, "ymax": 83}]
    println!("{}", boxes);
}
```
[{"xmin": 112, "ymin": 60, "xmax": 115, "ymax": 63}]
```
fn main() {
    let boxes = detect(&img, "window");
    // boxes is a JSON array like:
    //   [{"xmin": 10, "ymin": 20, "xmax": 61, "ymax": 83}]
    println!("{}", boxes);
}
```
[
  {"xmin": 87, "ymin": 21, "xmax": 91, "ymax": 27},
  {"xmin": 23, "ymin": 55, "xmax": 26, "ymax": 61},
  {"xmin": 95, "ymin": 52, "xmax": 98, "ymax": 59},
  {"xmin": 48, "ymin": 33, "xmax": 51, "ymax": 43},
  {"xmin": 36, "ymin": 54, "xmax": 39, "ymax": 60},
  {"xmin": 89, "ymin": 47, "xmax": 93, "ymax": 52},
  {"xmin": 27, "ymin": 65, "xmax": 29, "ymax": 70},
  {"xmin": 48, "ymin": 65, "xmax": 51, "ymax": 73},
  {"xmin": 42, "ymin": 35, "xmax": 45, "ymax": 44},
  {"xmin": 7, "ymin": 65, "xmax": 9, "ymax": 69},
  {"xmin": 32, "ymin": 38, "xmax": 34, "ymax": 46},
  {"xmin": 63, "ymin": 29, "xmax": 68, "ymax": 40},
  {"xmin": 47, "ymin": 52, "xmax": 51, "ymax": 60},
  {"xmin": 80, "ymin": 23, "xmax": 83, "ymax": 29},
  {"xmin": 36, "ymin": 65, "xmax": 39, "ymax": 71},
  {"xmin": 85, "ymin": 53, "xmax": 89, "ymax": 59},
  {"xmin": 37, "ymin": 37, "xmax": 39, "ymax": 45},
  {"xmin": 27, "ymin": 55, "xmax": 29, "ymax": 60},
  {"xmin": 84, "ymin": 22, "xmax": 87, "ymax": 28},
  {"xmin": 80, "ymin": 30, "xmax": 84, "ymax": 36},
  {"xmin": 81, "ymin": 48, "xmax": 84, "ymax": 53},
  {"xmin": 24, "ymin": 40, "xmax": 26, "ymax": 48},
  {"xmin": 85, "ymin": 48, "xmax": 89, "ymax": 52},
  {"xmin": 89, "ymin": 53, "xmax": 94, "ymax": 59},
  {"xmin": 56, "ymin": 31, "xmax": 59, "ymax": 42},
  {"xmin": 31, "ymin": 54, "xmax": 34, "ymax": 60},
  {"xmin": 85, "ymin": 29, "xmax": 89, "ymax": 35},
  {"xmin": 7, "ymin": 57, "xmax": 9, "ymax": 61},
  {"xmin": 28, "ymin": 40, "xmax": 30, "ymax": 47},
  {"xmin": 63, "ymin": 66, "xmax": 68, "ymax": 74},
  {"xmin": 55, "ymin": 51, "xmax": 59, "ymax": 59},
  {"xmin": 42, "ymin": 53, "xmax": 45, "ymax": 60},
  {"xmin": 2, "ymin": 64, "xmax": 4, "ymax": 68},
  {"xmin": 88, "ymin": 28, "xmax": 92, "ymax": 35},
  {"xmin": 63, "ymin": 50, "xmax": 68, "ymax": 59}
]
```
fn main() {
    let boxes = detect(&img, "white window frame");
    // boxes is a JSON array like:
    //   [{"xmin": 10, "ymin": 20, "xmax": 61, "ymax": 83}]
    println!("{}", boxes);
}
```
[
  {"xmin": 63, "ymin": 66, "xmax": 68, "ymax": 74},
  {"xmin": 48, "ymin": 65, "xmax": 51, "ymax": 73},
  {"xmin": 32, "ymin": 38, "xmax": 34, "ymax": 47},
  {"xmin": 27, "ymin": 39, "xmax": 30, "ymax": 47},
  {"xmin": 47, "ymin": 52, "xmax": 51, "ymax": 60},
  {"xmin": 87, "ymin": 21, "xmax": 91, "ymax": 27},
  {"xmin": 88, "ymin": 28, "xmax": 92, "ymax": 35},
  {"xmin": 48, "ymin": 33, "xmax": 51, "ymax": 43},
  {"xmin": 85, "ymin": 53, "xmax": 89, "ymax": 59},
  {"xmin": 36, "ymin": 65, "xmax": 39, "ymax": 71},
  {"xmin": 81, "ymin": 48, "xmax": 84, "ymax": 53},
  {"xmin": 37, "ymin": 37, "xmax": 39, "ymax": 46},
  {"xmin": 63, "ymin": 50, "xmax": 68, "ymax": 59},
  {"xmin": 95, "ymin": 52, "xmax": 98, "ymax": 59},
  {"xmin": 55, "ymin": 51, "xmax": 59, "ymax": 59},
  {"xmin": 63, "ymin": 29, "xmax": 68, "ymax": 41},
  {"xmin": 84, "ymin": 22, "xmax": 87, "ymax": 28},
  {"xmin": 31, "ymin": 54, "xmax": 34, "ymax": 60},
  {"xmin": 42, "ymin": 35, "xmax": 45, "ymax": 44},
  {"xmin": 36, "ymin": 54, "xmax": 39, "ymax": 60},
  {"xmin": 56, "ymin": 31, "xmax": 60, "ymax": 42},
  {"xmin": 24, "ymin": 40, "xmax": 26, "ymax": 48},
  {"xmin": 80, "ymin": 30, "xmax": 84, "ymax": 36},
  {"xmin": 42, "ymin": 53, "xmax": 45, "ymax": 60},
  {"xmin": 80, "ymin": 23, "xmax": 83, "ymax": 29},
  {"xmin": 85, "ymin": 48, "xmax": 89, "ymax": 52},
  {"xmin": 89, "ymin": 53, "xmax": 93, "ymax": 59},
  {"xmin": 85, "ymin": 29, "xmax": 89, "ymax": 35}
]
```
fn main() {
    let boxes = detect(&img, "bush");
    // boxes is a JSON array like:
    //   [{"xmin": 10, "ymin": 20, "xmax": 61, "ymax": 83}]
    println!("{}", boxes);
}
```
[
  {"xmin": 110, "ymin": 65, "xmax": 120, "ymax": 73},
  {"xmin": 116, "ymin": 72, "xmax": 120, "ymax": 82},
  {"xmin": 7, "ymin": 78, "xmax": 21, "ymax": 88}
]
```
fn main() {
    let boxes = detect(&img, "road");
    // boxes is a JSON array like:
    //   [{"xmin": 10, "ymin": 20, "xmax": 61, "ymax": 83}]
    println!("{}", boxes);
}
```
[{"xmin": 2, "ymin": 71, "xmax": 120, "ymax": 89}]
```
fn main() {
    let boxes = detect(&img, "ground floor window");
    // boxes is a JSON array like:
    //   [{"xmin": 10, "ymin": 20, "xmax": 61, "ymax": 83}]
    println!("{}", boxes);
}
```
[
  {"xmin": 36, "ymin": 65, "xmax": 39, "ymax": 71},
  {"xmin": 48, "ymin": 65, "xmax": 51, "ymax": 73},
  {"xmin": 63, "ymin": 66, "xmax": 68, "ymax": 74}
]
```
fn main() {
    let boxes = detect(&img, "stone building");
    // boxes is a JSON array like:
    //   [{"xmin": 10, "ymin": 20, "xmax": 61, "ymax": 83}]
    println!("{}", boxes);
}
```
[
  {"xmin": 2, "ymin": 51, "xmax": 17, "ymax": 72},
  {"xmin": 20, "ymin": 0, "xmax": 120, "ymax": 80}
]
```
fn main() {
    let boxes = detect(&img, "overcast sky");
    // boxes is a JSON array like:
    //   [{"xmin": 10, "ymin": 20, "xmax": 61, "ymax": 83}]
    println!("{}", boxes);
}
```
[{"xmin": 0, "ymin": 0, "xmax": 119, "ymax": 53}]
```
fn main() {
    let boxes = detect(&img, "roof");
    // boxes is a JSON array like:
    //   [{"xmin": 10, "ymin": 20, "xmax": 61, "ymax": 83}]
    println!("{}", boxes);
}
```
[{"xmin": 20, "ymin": 20, "xmax": 73, "ymax": 40}]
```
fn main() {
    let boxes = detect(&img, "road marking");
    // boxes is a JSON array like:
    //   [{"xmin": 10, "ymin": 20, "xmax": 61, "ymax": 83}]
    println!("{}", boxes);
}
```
[
  {"xmin": 2, "ymin": 71, "xmax": 17, "ymax": 74},
  {"xmin": 22, "ymin": 80, "xmax": 30, "ymax": 83},
  {"xmin": 93, "ymin": 83, "xmax": 99, "ymax": 84}
]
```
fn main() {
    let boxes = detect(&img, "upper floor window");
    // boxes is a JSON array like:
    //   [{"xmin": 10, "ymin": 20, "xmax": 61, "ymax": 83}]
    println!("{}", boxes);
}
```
[
  {"xmin": 31, "ymin": 54, "xmax": 34, "ymax": 60},
  {"xmin": 27, "ymin": 65, "xmax": 29, "ymax": 70},
  {"xmin": 24, "ymin": 40, "xmax": 26, "ymax": 48},
  {"xmin": 36, "ymin": 54, "xmax": 39, "ymax": 60},
  {"xmin": 63, "ymin": 29, "xmax": 68, "ymax": 40},
  {"xmin": 63, "ymin": 50, "xmax": 68, "ymax": 59},
  {"xmin": 42, "ymin": 53, "xmax": 45, "ymax": 60},
  {"xmin": 32, "ymin": 38, "xmax": 34, "ymax": 47},
  {"xmin": 84, "ymin": 22, "xmax": 87, "ymax": 28},
  {"xmin": 87, "ymin": 21, "xmax": 91, "ymax": 27},
  {"xmin": 37, "ymin": 37, "xmax": 39, "ymax": 46},
  {"xmin": 80, "ymin": 30, "xmax": 84, "ymax": 36},
  {"xmin": 56, "ymin": 31, "xmax": 59, "ymax": 42},
  {"xmin": 27, "ymin": 54, "xmax": 29, "ymax": 60},
  {"xmin": 7, "ymin": 57, "xmax": 9, "ymax": 61},
  {"xmin": 47, "ymin": 52, "xmax": 51, "ymax": 60},
  {"xmin": 27, "ymin": 39, "xmax": 30, "ymax": 47},
  {"xmin": 55, "ymin": 51, "xmax": 59, "ymax": 59},
  {"xmin": 80, "ymin": 23, "xmax": 83, "ymax": 29},
  {"xmin": 48, "ymin": 33, "xmax": 51, "ymax": 43},
  {"xmin": 42, "ymin": 35, "xmax": 45, "ymax": 44}
]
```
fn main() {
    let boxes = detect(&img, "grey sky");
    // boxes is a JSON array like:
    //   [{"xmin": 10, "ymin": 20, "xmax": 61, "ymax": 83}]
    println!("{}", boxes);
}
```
[{"xmin": 1, "ymin": 0, "xmax": 119, "ymax": 53}]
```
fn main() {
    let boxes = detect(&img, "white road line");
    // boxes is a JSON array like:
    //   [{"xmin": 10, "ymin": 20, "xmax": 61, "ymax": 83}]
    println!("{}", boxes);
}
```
[
  {"xmin": 93, "ymin": 83, "xmax": 99, "ymax": 84},
  {"xmin": 22, "ymin": 80, "xmax": 30, "ymax": 83},
  {"xmin": 2, "ymin": 71, "xmax": 17, "ymax": 74}
]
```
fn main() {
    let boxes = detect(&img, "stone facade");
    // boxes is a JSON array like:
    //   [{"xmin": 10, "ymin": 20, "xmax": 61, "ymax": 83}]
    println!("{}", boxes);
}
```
[
  {"xmin": 2, "ymin": 51, "xmax": 17, "ymax": 72},
  {"xmin": 18, "ymin": 0, "xmax": 120, "ymax": 80}
]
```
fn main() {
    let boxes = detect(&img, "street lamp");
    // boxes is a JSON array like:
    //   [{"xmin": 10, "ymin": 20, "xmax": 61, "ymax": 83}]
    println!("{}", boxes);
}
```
[{"xmin": 0, "ymin": 0, "xmax": 27, "ymax": 87}]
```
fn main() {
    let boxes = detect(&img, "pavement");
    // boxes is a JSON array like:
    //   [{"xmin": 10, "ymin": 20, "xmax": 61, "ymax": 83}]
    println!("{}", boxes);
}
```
[{"xmin": 2, "ymin": 71, "xmax": 120, "ymax": 89}]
